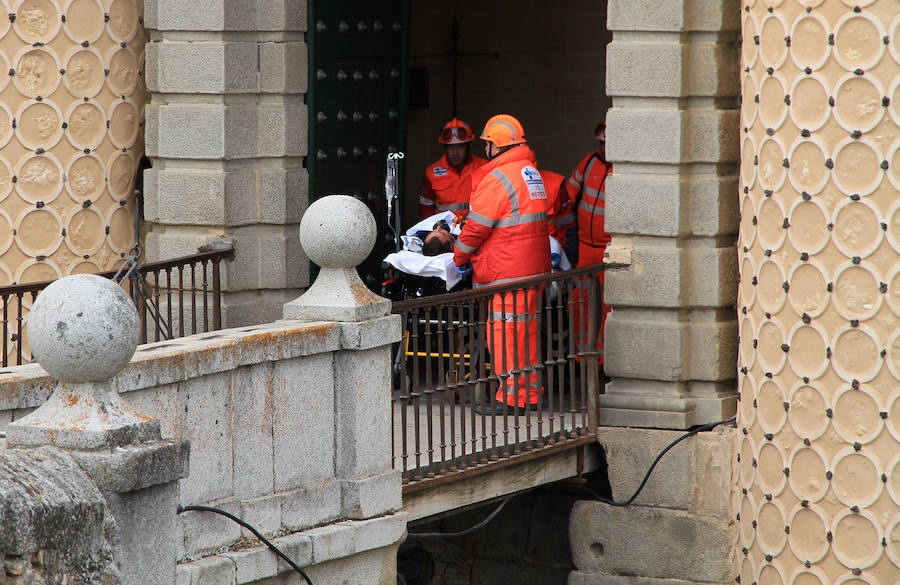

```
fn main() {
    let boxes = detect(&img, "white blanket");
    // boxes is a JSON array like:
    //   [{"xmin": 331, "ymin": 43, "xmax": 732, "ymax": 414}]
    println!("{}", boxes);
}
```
[{"xmin": 383, "ymin": 251, "xmax": 462, "ymax": 290}]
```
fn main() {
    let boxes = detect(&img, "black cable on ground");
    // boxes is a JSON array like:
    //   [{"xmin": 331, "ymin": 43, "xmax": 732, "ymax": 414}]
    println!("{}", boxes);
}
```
[
  {"xmin": 177, "ymin": 505, "xmax": 314, "ymax": 585},
  {"xmin": 406, "ymin": 416, "xmax": 737, "ymax": 538}
]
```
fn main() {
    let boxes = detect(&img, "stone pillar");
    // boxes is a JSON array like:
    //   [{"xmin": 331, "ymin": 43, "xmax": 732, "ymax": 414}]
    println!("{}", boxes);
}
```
[
  {"xmin": 737, "ymin": 1, "xmax": 900, "ymax": 584},
  {"xmin": 284, "ymin": 194, "xmax": 402, "ymax": 544},
  {"xmin": 599, "ymin": 0, "xmax": 741, "ymax": 429},
  {"xmin": 144, "ymin": 0, "xmax": 308, "ymax": 327},
  {"xmin": 6, "ymin": 274, "xmax": 189, "ymax": 585}
]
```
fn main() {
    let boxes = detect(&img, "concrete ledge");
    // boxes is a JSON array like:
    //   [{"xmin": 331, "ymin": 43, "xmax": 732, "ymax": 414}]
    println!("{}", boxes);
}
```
[
  {"xmin": 71, "ymin": 439, "xmax": 190, "ymax": 493},
  {"xmin": 0, "ymin": 321, "xmax": 341, "ymax": 414},
  {"xmin": 339, "ymin": 316, "xmax": 402, "ymax": 351},
  {"xmin": 176, "ymin": 512, "xmax": 408, "ymax": 585},
  {"xmin": 340, "ymin": 472, "xmax": 403, "ymax": 519}
]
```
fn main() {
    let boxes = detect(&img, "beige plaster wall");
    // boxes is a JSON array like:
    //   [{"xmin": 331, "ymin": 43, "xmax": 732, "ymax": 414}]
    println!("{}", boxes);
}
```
[
  {"xmin": 403, "ymin": 0, "xmax": 611, "ymax": 226},
  {"xmin": 0, "ymin": 0, "xmax": 145, "ymax": 283},
  {"xmin": 738, "ymin": 1, "xmax": 900, "ymax": 582}
]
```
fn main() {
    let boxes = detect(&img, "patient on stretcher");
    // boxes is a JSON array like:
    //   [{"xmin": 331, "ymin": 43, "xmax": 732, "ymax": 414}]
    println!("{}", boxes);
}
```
[{"xmin": 383, "ymin": 211, "xmax": 570, "ymax": 295}]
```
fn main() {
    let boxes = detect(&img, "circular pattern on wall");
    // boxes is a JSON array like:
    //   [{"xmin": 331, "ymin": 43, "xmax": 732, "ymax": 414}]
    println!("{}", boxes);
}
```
[
  {"xmin": 757, "ymin": 260, "xmax": 787, "ymax": 314},
  {"xmin": 106, "ymin": 205, "xmax": 134, "ymax": 253},
  {"xmin": 743, "ymin": 13, "xmax": 759, "ymax": 69},
  {"xmin": 757, "ymin": 319, "xmax": 787, "ymax": 374},
  {"xmin": 63, "ymin": 0, "xmax": 105, "ymax": 43},
  {"xmin": 788, "ymin": 504, "xmax": 829, "ymax": 563},
  {"xmin": 107, "ymin": 0, "xmax": 139, "ymax": 43},
  {"xmin": 756, "ymin": 499, "xmax": 788, "ymax": 555},
  {"xmin": 831, "ymin": 509, "xmax": 882, "ymax": 569},
  {"xmin": 108, "ymin": 98, "xmax": 140, "ymax": 149},
  {"xmin": 790, "ymin": 75, "xmax": 830, "ymax": 131},
  {"xmin": 833, "ymin": 12, "xmax": 886, "ymax": 72},
  {"xmin": 832, "ymin": 74, "xmax": 884, "ymax": 133},
  {"xmin": 831, "ymin": 198, "xmax": 883, "ymax": 258},
  {"xmin": 15, "ymin": 152, "xmax": 63, "ymax": 204},
  {"xmin": 787, "ymin": 323, "xmax": 829, "ymax": 380},
  {"xmin": 758, "ymin": 73, "xmax": 788, "ymax": 130},
  {"xmin": 757, "ymin": 137, "xmax": 788, "ymax": 192},
  {"xmin": 831, "ymin": 138, "xmax": 884, "ymax": 197},
  {"xmin": 787, "ymin": 259, "xmax": 830, "ymax": 317},
  {"xmin": 788, "ymin": 381, "xmax": 829, "ymax": 440},
  {"xmin": 831, "ymin": 325, "xmax": 882, "ymax": 383},
  {"xmin": 743, "ymin": 73, "xmax": 758, "ymax": 129},
  {"xmin": 65, "ymin": 100, "xmax": 106, "ymax": 150},
  {"xmin": 64, "ymin": 206, "xmax": 105, "ymax": 257},
  {"xmin": 788, "ymin": 138, "xmax": 829, "ymax": 195},
  {"xmin": 15, "ymin": 206, "xmax": 63, "ymax": 257},
  {"xmin": 16, "ymin": 259, "xmax": 60, "ymax": 284},
  {"xmin": 63, "ymin": 47, "xmax": 105, "ymax": 98},
  {"xmin": 831, "ymin": 447, "xmax": 883, "ymax": 507},
  {"xmin": 757, "ymin": 196, "xmax": 787, "ymax": 251},
  {"xmin": 832, "ymin": 262, "xmax": 882, "ymax": 321},
  {"xmin": 107, "ymin": 47, "xmax": 139, "ymax": 96},
  {"xmin": 790, "ymin": 12, "xmax": 830, "ymax": 70},
  {"xmin": 759, "ymin": 14, "xmax": 789, "ymax": 69},
  {"xmin": 15, "ymin": 99, "xmax": 63, "ymax": 150},
  {"xmin": 14, "ymin": 0, "xmax": 62, "ymax": 44},
  {"xmin": 65, "ymin": 153, "xmax": 105, "ymax": 203},
  {"xmin": 787, "ymin": 198, "xmax": 829, "ymax": 253},
  {"xmin": 13, "ymin": 47, "xmax": 61, "ymax": 98},
  {"xmin": 788, "ymin": 444, "xmax": 829, "ymax": 503},
  {"xmin": 107, "ymin": 150, "xmax": 135, "ymax": 199},
  {"xmin": 740, "ymin": 372, "xmax": 757, "ymax": 427}
]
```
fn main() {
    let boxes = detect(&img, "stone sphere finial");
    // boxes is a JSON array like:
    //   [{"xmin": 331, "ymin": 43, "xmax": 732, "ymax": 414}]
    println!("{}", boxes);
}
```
[
  {"xmin": 28, "ymin": 274, "xmax": 139, "ymax": 383},
  {"xmin": 300, "ymin": 195, "xmax": 376, "ymax": 269}
]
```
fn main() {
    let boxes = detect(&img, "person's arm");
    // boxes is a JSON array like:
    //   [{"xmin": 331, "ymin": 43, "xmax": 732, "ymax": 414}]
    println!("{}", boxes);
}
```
[
  {"xmin": 419, "ymin": 175, "xmax": 437, "ymax": 219},
  {"xmin": 453, "ymin": 176, "xmax": 502, "ymax": 266}
]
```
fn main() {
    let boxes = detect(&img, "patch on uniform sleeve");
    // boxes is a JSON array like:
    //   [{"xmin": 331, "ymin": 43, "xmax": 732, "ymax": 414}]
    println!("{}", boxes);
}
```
[
  {"xmin": 433, "ymin": 166, "xmax": 448, "ymax": 177},
  {"xmin": 521, "ymin": 166, "xmax": 547, "ymax": 200}
]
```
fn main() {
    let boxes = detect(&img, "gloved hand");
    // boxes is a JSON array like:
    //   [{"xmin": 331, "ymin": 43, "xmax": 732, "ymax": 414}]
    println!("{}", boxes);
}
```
[{"xmin": 455, "ymin": 263, "xmax": 473, "ymax": 275}]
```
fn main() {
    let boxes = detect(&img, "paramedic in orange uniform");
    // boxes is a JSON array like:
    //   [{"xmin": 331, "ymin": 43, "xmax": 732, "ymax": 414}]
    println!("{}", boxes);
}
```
[
  {"xmin": 454, "ymin": 114, "xmax": 551, "ymax": 414},
  {"xmin": 565, "ymin": 122, "xmax": 612, "ymax": 366},
  {"xmin": 419, "ymin": 118, "xmax": 488, "ymax": 220}
]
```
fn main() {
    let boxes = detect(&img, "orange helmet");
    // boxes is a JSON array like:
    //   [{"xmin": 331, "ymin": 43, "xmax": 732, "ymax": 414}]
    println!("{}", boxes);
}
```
[
  {"xmin": 594, "ymin": 122, "xmax": 607, "ymax": 141},
  {"xmin": 439, "ymin": 118, "xmax": 475, "ymax": 144},
  {"xmin": 480, "ymin": 114, "xmax": 526, "ymax": 147}
]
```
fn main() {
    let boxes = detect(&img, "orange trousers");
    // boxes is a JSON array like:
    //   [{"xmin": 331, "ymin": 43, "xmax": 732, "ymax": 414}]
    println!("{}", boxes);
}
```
[
  {"xmin": 487, "ymin": 288, "xmax": 542, "ymax": 408},
  {"xmin": 573, "ymin": 243, "xmax": 609, "ymax": 365}
]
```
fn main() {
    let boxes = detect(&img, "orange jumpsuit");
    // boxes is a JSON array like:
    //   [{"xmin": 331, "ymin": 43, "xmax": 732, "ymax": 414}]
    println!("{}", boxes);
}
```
[
  {"xmin": 538, "ymin": 169, "xmax": 574, "ymax": 249},
  {"xmin": 419, "ymin": 153, "xmax": 488, "ymax": 219},
  {"xmin": 455, "ymin": 146, "xmax": 551, "ymax": 408},
  {"xmin": 565, "ymin": 151, "xmax": 612, "ymax": 365}
]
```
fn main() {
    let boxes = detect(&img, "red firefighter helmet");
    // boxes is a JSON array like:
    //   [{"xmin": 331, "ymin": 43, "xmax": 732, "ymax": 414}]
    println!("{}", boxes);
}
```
[{"xmin": 439, "ymin": 118, "xmax": 475, "ymax": 144}]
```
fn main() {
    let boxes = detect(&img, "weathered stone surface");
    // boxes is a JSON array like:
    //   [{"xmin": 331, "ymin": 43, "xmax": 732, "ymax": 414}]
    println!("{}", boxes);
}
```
[
  {"xmin": 280, "ymin": 481, "xmax": 342, "ymax": 532},
  {"xmin": 569, "ymin": 501, "xmax": 737, "ymax": 582},
  {"xmin": 0, "ymin": 447, "xmax": 120, "ymax": 583},
  {"xmin": 339, "ymin": 316, "xmax": 402, "ymax": 351},
  {"xmin": 596, "ymin": 425, "xmax": 734, "ymax": 517},
  {"xmin": 70, "ymin": 439, "xmax": 190, "ymax": 493},
  {"xmin": 28, "ymin": 275, "xmax": 139, "ymax": 383},
  {"xmin": 340, "ymin": 472, "xmax": 402, "ymax": 519}
]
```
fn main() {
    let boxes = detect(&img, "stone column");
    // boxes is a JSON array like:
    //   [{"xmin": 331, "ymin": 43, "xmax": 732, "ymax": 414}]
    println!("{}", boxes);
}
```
[
  {"xmin": 6, "ymin": 274, "xmax": 189, "ymax": 585},
  {"xmin": 599, "ymin": 0, "xmax": 741, "ymax": 429},
  {"xmin": 284, "ymin": 195, "xmax": 402, "ymax": 522},
  {"xmin": 144, "ymin": 0, "xmax": 308, "ymax": 327},
  {"xmin": 737, "ymin": 1, "xmax": 900, "ymax": 583}
]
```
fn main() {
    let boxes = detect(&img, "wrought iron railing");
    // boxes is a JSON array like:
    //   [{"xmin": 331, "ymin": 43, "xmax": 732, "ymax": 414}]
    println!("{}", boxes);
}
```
[
  {"xmin": 391, "ymin": 263, "xmax": 614, "ymax": 489},
  {"xmin": 0, "ymin": 245, "xmax": 235, "ymax": 366}
]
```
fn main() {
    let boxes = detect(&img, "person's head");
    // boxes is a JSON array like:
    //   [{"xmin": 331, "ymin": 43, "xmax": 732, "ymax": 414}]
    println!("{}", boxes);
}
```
[
  {"xmin": 480, "ymin": 114, "xmax": 526, "ymax": 160},
  {"xmin": 594, "ymin": 121, "xmax": 606, "ymax": 161},
  {"xmin": 422, "ymin": 222, "xmax": 454, "ymax": 256},
  {"xmin": 439, "ymin": 119, "xmax": 475, "ymax": 169}
]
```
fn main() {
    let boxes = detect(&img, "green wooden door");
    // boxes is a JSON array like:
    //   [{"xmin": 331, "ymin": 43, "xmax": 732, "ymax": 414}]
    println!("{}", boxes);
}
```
[{"xmin": 307, "ymin": 0, "xmax": 409, "ymax": 288}]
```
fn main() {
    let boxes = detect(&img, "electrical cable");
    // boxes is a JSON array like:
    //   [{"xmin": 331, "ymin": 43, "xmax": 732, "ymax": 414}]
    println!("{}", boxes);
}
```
[
  {"xmin": 405, "ymin": 416, "xmax": 736, "ymax": 538},
  {"xmin": 177, "ymin": 505, "xmax": 314, "ymax": 585},
  {"xmin": 594, "ymin": 415, "xmax": 736, "ymax": 507}
]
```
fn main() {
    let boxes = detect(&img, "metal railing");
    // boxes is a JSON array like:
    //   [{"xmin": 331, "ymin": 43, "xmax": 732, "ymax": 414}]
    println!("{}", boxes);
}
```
[
  {"xmin": 391, "ymin": 263, "xmax": 612, "ymax": 489},
  {"xmin": 0, "ymin": 245, "xmax": 235, "ymax": 366}
]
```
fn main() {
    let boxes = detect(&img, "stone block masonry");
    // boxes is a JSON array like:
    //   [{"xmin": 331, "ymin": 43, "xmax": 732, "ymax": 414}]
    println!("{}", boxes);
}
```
[
  {"xmin": 143, "ymin": 0, "xmax": 310, "ymax": 328},
  {"xmin": 600, "ymin": 0, "xmax": 740, "ymax": 429}
]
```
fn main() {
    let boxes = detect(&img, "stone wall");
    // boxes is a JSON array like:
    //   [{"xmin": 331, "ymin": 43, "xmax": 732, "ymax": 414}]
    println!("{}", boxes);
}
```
[
  {"xmin": 0, "ymin": 316, "xmax": 406, "ymax": 585},
  {"xmin": 403, "ymin": 0, "xmax": 611, "ymax": 226},
  {"xmin": 143, "ymin": 0, "xmax": 308, "ymax": 327},
  {"xmin": 737, "ymin": 0, "xmax": 900, "ymax": 583},
  {"xmin": 570, "ymin": 426, "xmax": 738, "ymax": 585},
  {"xmin": 600, "ymin": 0, "xmax": 741, "ymax": 429}
]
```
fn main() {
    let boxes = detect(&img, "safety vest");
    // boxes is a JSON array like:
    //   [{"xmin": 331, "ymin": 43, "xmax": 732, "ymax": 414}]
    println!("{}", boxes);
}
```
[
  {"xmin": 565, "ymin": 151, "xmax": 612, "ymax": 247},
  {"xmin": 419, "ymin": 153, "xmax": 487, "ymax": 219},
  {"xmin": 454, "ymin": 146, "xmax": 552, "ymax": 288},
  {"xmin": 538, "ymin": 169, "xmax": 573, "ymax": 248}
]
